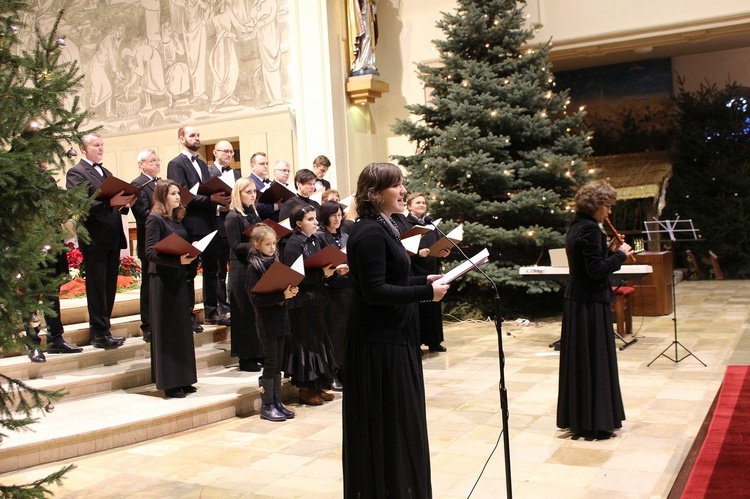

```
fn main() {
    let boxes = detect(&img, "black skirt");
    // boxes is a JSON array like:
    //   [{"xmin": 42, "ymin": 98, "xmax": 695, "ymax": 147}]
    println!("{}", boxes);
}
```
[
  {"xmin": 342, "ymin": 340, "xmax": 432, "ymax": 498},
  {"xmin": 228, "ymin": 259, "xmax": 263, "ymax": 361},
  {"xmin": 556, "ymin": 299, "xmax": 625, "ymax": 433},
  {"xmin": 284, "ymin": 305, "xmax": 337, "ymax": 389}
]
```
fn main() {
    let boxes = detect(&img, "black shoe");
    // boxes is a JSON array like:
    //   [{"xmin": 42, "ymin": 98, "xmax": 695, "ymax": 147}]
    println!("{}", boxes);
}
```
[
  {"xmin": 330, "ymin": 377, "xmax": 343, "ymax": 391},
  {"xmin": 47, "ymin": 341, "xmax": 83, "ymax": 354},
  {"xmin": 181, "ymin": 385, "xmax": 197, "ymax": 393},
  {"xmin": 142, "ymin": 330, "xmax": 151, "ymax": 343},
  {"xmin": 192, "ymin": 322, "xmax": 204, "ymax": 333},
  {"xmin": 164, "ymin": 388, "xmax": 186, "ymax": 399},
  {"xmin": 92, "ymin": 335, "xmax": 121, "ymax": 349},
  {"xmin": 28, "ymin": 348, "xmax": 46, "ymax": 363},
  {"xmin": 239, "ymin": 359, "xmax": 262, "ymax": 372},
  {"xmin": 204, "ymin": 315, "xmax": 231, "ymax": 326},
  {"xmin": 428, "ymin": 344, "xmax": 447, "ymax": 352},
  {"xmin": 110, "ymin": 334, "xmax": 125, "ymax": 345}
]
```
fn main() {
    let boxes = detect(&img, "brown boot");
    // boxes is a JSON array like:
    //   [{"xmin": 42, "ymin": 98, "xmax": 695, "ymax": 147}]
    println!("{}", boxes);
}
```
[
  {"xmin": 317, "ymin": 389, "xmax": 335, "ymax": 402},
  {"xmin": 298, "ymin": 387, "xmax": 323, "ymax": 406}
]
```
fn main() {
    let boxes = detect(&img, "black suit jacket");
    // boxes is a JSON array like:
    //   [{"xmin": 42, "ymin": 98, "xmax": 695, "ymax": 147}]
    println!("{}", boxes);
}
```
[
  {"xmin": 208, "ymin": 164, "xmax": 242, "ymax": 238},
  {"xmin": 167, "ymin": 153, "xmax": 216, "ymax": 238},
  {"xmin": 250, "ymin": 173, "xmax": 278, "ymax": 221},
  {"xmin": 131, "ymin": 173, "xmax": 157, "ymax": 260},
  {"xmin": 66, "ymin": 159, "xmax": 128, "ymax": 253},
  {"xmin": 564, "ymin": 212, "xmax": 627, "ymax": 303}
]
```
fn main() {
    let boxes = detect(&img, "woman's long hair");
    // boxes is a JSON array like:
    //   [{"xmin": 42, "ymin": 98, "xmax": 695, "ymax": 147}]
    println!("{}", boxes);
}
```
[
  {"xmin": 230, "ymin": 177, "xmax": 259, "ymax": 217},
  {"xmin": 151, "ymin": 179, "xmax": 185, "ymax": 221}
]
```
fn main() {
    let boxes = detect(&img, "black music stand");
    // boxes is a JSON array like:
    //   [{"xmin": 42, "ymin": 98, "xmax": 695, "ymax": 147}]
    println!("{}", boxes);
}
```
[{"xmin": 644, "ymin": 217, "xmax": 706, "ymax": 367}]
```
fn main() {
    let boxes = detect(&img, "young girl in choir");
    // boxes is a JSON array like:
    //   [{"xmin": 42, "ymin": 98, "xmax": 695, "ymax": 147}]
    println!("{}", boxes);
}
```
[
  {"xmin": 245, "ymin": 224, "xmax": 298, "ymax": 421},
  {"xmin": 282, "ymin": 205, "xmax": 340, "ymax": 405}
]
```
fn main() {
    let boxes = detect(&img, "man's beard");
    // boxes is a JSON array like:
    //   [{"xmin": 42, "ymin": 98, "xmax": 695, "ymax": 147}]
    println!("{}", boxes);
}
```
[{"xmin": 187, "ymin": 143, "xmax": 200, "ymax": 152}]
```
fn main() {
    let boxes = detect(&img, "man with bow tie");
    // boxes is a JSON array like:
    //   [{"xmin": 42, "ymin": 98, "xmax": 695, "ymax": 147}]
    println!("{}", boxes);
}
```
[
  {"xmin": 249, "ymin": 151, "xmax": 283, "ymax": 222},
  {"xmin": 131, "ymin": 149, "xmax": 161, "ymax": 342},
  {"xmin": 167, "ymin": 126, "xmax": 231, "ymax": 332},
  {"xmin": 207, "ymin": 140, "xmax": 241, "ymax": 324},
  {"xmin": 66, "ymin": 132, "xmax": 135, "ymax": 349}
]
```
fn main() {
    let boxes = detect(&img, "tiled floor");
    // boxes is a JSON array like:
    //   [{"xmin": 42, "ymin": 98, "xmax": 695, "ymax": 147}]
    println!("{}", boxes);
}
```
[{"xmin": 2, "ymin": 280, "xmax": 749, "ymax": 498}]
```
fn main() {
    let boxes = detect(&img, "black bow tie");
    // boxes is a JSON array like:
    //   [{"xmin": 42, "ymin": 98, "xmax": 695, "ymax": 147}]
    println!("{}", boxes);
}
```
[
  {"xmin": 221, "ymin": 166, "xmax": 232, "ymax": 173},
  {"xmin": 263, "ymin": 178, "xmax": 271, "ymax": 184},
  {"xmin": 93, "ymin": 162, "xmax": 103, "ymax": 168},
  {"xmin": 191, "ymin": 155, "xmax": 198, "ymax": 162}
]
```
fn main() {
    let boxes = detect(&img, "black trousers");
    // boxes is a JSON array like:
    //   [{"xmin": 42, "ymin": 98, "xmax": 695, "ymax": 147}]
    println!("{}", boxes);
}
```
[
  {"xmin": 261, "ymin": 335, "xmax": 288, "ymax": 380},
  {"xmin": 215, "ymin": 235, "xmax": 230, "ymax": 315},
  {"xmin": 81, "ymin": 248, "xmax": 120, "ymax": 338},
  {"xmin": 186, "ymin": 235, "xmax": 219, "ymax": 320},
  {"xmin": 139, "ymin": 256, "xmax": 151, "ymax": 333}
]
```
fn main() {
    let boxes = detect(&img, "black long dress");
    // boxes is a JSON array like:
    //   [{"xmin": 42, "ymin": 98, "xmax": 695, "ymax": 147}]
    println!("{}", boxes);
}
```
[
  {"xmin": 282, "ymin": 231, "xmax": 336, "ymax": 390},
  {"xmin": 315, "ymin": 227, "xmax": 350, "ymax": 369},
  {"xmin": 402, "ymin": 214, "xmax": 445, "ymax": 349},
  {"xmin": 224, "ymin": 207, "xmax": 263, "ymax": 363},
  {"xmin": 556, "ymin": 212, "xmax": 627, "ymax": 436},
  {"xmin": 343, "ymin": 215, "xmax": 435, "ymax": 498},
  {"xmin": 145, "ymin": 213, "xmax": 197, "ymax": 392}
]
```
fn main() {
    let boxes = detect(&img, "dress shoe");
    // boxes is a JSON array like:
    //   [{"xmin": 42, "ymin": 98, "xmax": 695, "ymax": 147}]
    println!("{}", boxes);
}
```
[
  {"xmin": 28, "ymin": 348, "xmax": 46, "ymax": 363},
  {"xmin": 92, "ymin": 335, "xmax": 121, "ymax": 349},
  {"xmin": 47, "ymin": 341, "xmax": 83, "ymax": 354},
  {"xmin": 330, "ymin": 377, "xmax": 343, "ymax": 392},
  {"xmin": 164, "ymin": 388, "xmax": 186, "ymax": 399},
  {"xmin": 192, "ymin": 322, "xmax": 204, "ymax": 333},
  {"xmin": 317, "ymin": 389, "xmax": 335, "ymax": 402},
  {"xmin": 239, "ymin": 359, "xmax": 262, "ymax": 372},
  {"xmin": 111, "ymin": 334, "xmax": 125, "ymax": 345},
  {"xmin": 298, "ymin": 387, "xmax": 323, "ymax": 406},
  {"xmin": 428, "ymin": 344, "xmax": 447, "ymax": 352},
  {"xmin": 204, "ymin": 315, "xmax": 231, "ymax": 326},
  {"xmin": 142, "ymin": 330, "xmax": 151, "ymax": 343},
  {"xmin": 181, "ymin": 385, "xmax": 197, "ymax": 393}
]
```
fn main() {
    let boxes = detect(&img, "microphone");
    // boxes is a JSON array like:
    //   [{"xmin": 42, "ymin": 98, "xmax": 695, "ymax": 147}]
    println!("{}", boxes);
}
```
[{"xmin": 429, "ymin": 221, "xmax": 513, "ymax": 495}]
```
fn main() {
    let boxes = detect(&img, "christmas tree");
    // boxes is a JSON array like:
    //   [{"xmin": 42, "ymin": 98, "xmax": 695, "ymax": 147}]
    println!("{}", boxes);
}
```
[
  {"xmin": 667, "ymin": 79, "xmax": 750, "ymax": 278},
  {"xmin": 1, "ymin": 1, "xmax": 93, "ymax": 494},
  {"xmin": 392, "ymin": 0, "xmax": 592, "ymax": 316}
]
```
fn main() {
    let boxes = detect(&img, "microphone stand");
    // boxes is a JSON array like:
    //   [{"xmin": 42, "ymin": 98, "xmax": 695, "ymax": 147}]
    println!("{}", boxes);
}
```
[{"xmin": 431, "ymin": 223, "xmax": 513, "ymax": 498}]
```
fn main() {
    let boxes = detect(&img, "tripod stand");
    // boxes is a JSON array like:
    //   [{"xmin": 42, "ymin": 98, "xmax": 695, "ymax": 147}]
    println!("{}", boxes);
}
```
[
  {"xmin": 644, "ymin": 217, "xmax": 706, "ymax": 367},
  {"xmin": 647, "ymin": 270, "xmax": 705, "ymax": 366}
]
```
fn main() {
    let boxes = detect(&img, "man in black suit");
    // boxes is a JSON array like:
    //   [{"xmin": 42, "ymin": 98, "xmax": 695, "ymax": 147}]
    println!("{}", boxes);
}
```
[
  {"xmin": 273, "ymin": 159, "xmax": 292, "ymax": 187},
  {"xmin": 130, "ymin": 149, "xmax": 161, "ymax": 342},
  {"xmin": 249, "ymin": 151, "xmax": 284, "ymax": 222},
  {"xmin": 65, "ymin": 133, "xmax": 134, "ymax": 349},
  {"xmin": 207, "ymin": 140, "xmax": 241, "ymax": 324},
  {"xmin": 166, "ymin": 126, "xmax": 230, "ymax": 331},
  {"xmin": 312, "ymin": 154, "xmax": 332, "ymax": 191}
]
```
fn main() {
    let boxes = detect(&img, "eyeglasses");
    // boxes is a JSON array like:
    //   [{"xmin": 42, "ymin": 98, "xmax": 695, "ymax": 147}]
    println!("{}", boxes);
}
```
[
  {"xmin": 331, "ymin": 214, "xmax": 343, "ymax": 219},
  {"xmin": 217, "ymin": 149, "xmax": 234, "ymax": 154},
  {"xmin": 275, "ymin": 169, "xmax": 290, "ymax": 173}
]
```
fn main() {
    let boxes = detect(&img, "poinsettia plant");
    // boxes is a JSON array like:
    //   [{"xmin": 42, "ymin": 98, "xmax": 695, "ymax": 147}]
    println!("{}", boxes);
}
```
[
  {"xmin": 118, "ymin": 255, "xmax": 142, "ymax": 280},
  {"xmin": 66, "ymin": 243, "xmax": 85, "ymax": 279}
]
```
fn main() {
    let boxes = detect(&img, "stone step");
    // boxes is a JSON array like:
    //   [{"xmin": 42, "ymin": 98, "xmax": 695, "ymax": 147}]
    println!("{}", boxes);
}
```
[
  {"xmin": 0, "ymin": 365, "xmax": 303, "ymax": 474},
  {"xmin": 23, "ymin": 343, "xmax": 234, "ymax": 402},
  {"xmin": 5, "ymin": 324, "xmax": 228, "ymax": 382}
]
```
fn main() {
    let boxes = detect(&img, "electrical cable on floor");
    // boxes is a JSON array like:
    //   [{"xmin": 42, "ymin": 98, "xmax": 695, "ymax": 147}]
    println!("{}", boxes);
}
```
[{"xmin": 467, "ymin": 428, "xmax": 503, "ymax": 498}]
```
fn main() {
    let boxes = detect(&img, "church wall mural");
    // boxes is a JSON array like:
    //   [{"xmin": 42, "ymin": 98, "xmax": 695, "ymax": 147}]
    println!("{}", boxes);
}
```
[{"xmin": 22, "ymin": 0, "xmax": 292, "ymax": 135}]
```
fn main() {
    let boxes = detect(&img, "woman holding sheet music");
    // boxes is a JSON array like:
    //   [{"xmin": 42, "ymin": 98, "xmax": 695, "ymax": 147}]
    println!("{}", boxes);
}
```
[
  {"xmin": 403, "ymin": 192, "xmax": 449, "ymax": 353},
  {"xmin": 342, "ymin": 163, "xmax": 449, "ymax": 498},
  {"xmin": 224, "ymin": 178, "xmax": 264, "ymax": 372},
  {"xmin": 283, "ymin": 205, "xmax": 340, "ymax": 405},
  {"xmin": 316, "ymin": 201, "xmax": 350, "ymax": 390},
  {"xmin": 145, "ymin": 180, "xmax": 198, "ymax": 399},
  {"xmin": 556, "ymin": 180, "xmax": 633, "ymax": 440}
]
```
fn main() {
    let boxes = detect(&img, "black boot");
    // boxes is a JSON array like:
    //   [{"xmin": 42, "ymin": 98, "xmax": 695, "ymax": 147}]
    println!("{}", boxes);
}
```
[
  {"xmin": 273, "ymin": 374, "xmax": 295, "ymax": 419},
  {"xmin": 260, "ymin": 378, "xmax": 286, "ymax": 422}
]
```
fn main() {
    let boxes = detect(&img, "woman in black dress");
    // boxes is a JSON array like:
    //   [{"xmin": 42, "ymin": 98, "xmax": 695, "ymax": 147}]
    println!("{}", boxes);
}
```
[
  {"xmin": 224, "ymin": 177, "xmax": 264, "ymax": 372},
  {"xmin": 145, "ymin": 180, "xmax": 198, "ymax": 399},
  {"xmin": 283, "ymin": 205, "xmax": 338, "ymax": 405},
  {"xmin": 316, "ymin": 201, "xmax": 350, "ymax": 390},
  {"xmin": 403, "ymin": 192, "xmax": 449, "ymax": 353},
  {"xmin": 342, "ymin": 163, "xmax": 450, "ymax": 498},
  {"xmin": 556, "ymin": 180, "xmax": 633, "ymax": 440}
]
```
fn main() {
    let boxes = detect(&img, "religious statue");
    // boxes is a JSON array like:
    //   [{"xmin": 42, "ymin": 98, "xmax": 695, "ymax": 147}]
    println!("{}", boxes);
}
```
[{"xmin": 347, "ymin": 0, "xmax": 378, "ymax": 76}]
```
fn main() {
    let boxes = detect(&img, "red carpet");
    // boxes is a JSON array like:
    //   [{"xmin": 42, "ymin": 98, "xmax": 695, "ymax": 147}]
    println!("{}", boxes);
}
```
[{"xmin": 682, "ymin": 365, "xmax": 750, "ymax": 498}]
